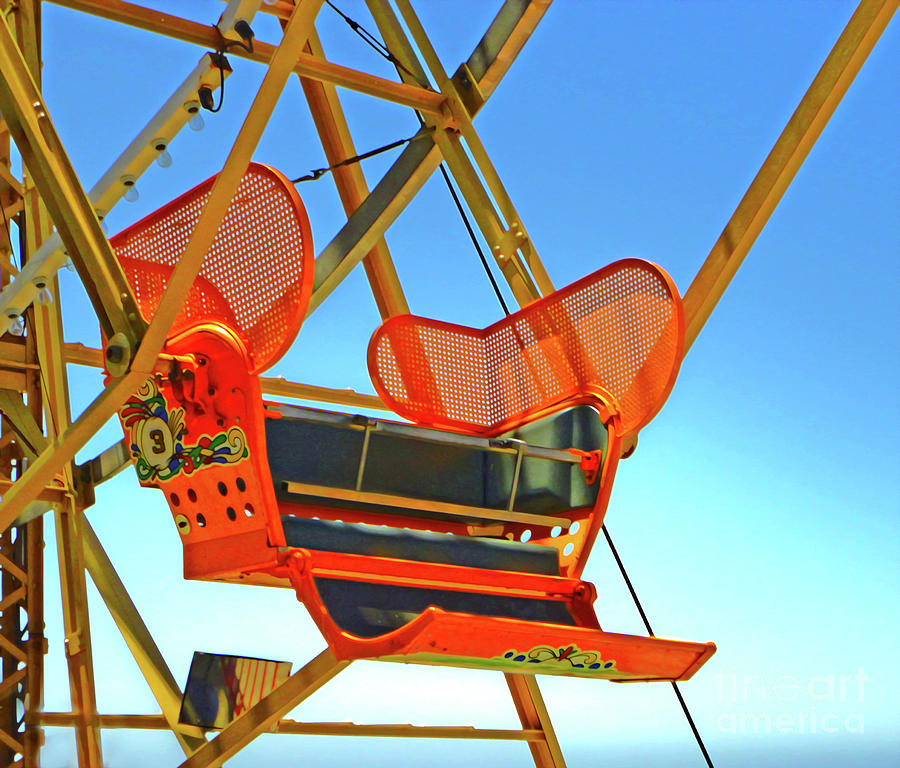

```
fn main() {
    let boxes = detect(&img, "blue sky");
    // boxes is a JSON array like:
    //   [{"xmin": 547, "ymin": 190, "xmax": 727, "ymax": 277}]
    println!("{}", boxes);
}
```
[{"xmin": 19, "ymin": 1, "xmax": 900, "ymax": 765}]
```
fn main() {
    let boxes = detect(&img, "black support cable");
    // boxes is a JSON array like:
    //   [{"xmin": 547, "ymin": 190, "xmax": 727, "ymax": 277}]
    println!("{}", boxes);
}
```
[
  {"xmin": 290, "ymin": 129, "xmax": 433, "ymax": 184},
  {"xmin": 602, "ymin": 524, "xmax": 716, "ymax": 768},
  {"xmin": 437, "ymin": 163, "xmax": 510, "ymax": 315},
  {"xmin": 324, "ymin": 0, "xmax": 418, "ymax": 80}
]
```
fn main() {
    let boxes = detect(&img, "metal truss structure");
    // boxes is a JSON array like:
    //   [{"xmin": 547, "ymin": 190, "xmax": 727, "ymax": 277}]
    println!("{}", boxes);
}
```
[{"xmin": 0, "ymin": 0, "xmax": 895, "ymax": 766}]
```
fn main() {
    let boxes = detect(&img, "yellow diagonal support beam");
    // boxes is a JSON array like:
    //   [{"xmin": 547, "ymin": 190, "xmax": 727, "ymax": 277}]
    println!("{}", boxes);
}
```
[
  {"xmin": 178, "ymin": 650, "xmax": 350, "ymax": 768},
  {"xmin": 134, "ymin": 0, "xmax": 325, "ymax": 364},
  {"xmin": 48, "ymin": 0, "xmax": 445, "ymax": 115},
  {"xmin": 299, "ymin": 31, "xmax": 409, "ymax": 319},
  {"xmin": 82, "ymin": 519, "xmax": 206, "ymax": 755},
  {"xmin": 683, "ymin": 0, "xmax": 899, "ymax": 352},
  {"xmin": 0, "ymin": 13, "xmax": 143, "ymax": 346}
]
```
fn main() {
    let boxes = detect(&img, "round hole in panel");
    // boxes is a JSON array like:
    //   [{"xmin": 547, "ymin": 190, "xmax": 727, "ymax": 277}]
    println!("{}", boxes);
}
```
[
  {"xmin": 217, "ymin": 481, "xmax": 228, "ymax": 496},
  {"xmin": 236, "ymin": 476, "xmax": 246, "ymax": 492},
  {"xmin": 550, "ymin": 525, "xmax": 562, "ymax": 538},
  {"xmin": 187, "ymin": 488, "xmax": 197, "ymax": 503},
  {"xmin": 520, "ymin": 529, "xmax": 531, "ymax": 543},
  {"xmin": 226, "ymin": 507, "xmax": 237, "ymax": 521},
  {"xmin": 196, "ymin": 513, "xmax": 207, "ymax": 527},
  {"xmin": 175, "ymin": 514, "xmax": 190, "ymax": 535},
  {"xmin": 569, "ymin": 521, "xmax": 580, "ymax": 535},
  {"xmin": 170, "ymin": 492, "xmax": 180, "ymax": 507},
  {"xmin": 244, "ymin": 503, "xmax": 254, "ymax": 518},
  {"xmin": 563, "ymin": 543, "xmax": 575, "ymax": 557}
]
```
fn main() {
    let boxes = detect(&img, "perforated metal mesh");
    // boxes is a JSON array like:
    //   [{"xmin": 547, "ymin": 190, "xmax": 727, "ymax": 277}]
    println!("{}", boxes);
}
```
[
  {"xmin": 111, "ymin": 163, "xmax": 313, "ymax": 374},
  {"xmin": 368, "ymin": 259, "xmax": 684, "ymax": 437}
]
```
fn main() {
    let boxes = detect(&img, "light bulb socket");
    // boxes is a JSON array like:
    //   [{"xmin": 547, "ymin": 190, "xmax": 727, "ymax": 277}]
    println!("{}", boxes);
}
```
[
  {"xmin": 152, "ymin": 138, "xmax": 168, "ymax": 152},
  {"xmin": 233, "ymin": 20, "xmax": 254, "ymax": 41},
  {"xmin": 120, "ymin": 174, "xmax": 136, "ymax": 187},
  {"xmin": 198, "ymin": 86, "xmax": 215, "ymax": 112}
]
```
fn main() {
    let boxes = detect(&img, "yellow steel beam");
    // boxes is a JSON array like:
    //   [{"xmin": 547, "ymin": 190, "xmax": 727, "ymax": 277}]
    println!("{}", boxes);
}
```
[
  {"xmin": 81, "ymin": 519, "xmax": 207, "ymax": 754},
  {"xmin": 0, "ymin": 51, "xmax": 232, "ymax": 326},
  {"xmin": 9, "ymin": 6, "xmax": 87, "ymax": 765},
  {"xmin": 0, "ymin": 368, "xmax": 144, "ymax": 528},
  {"xmin": 460, "ymin": 0, "xmax": 553, "ymax": 106},
  {"xmin": 22, "ymin": 515, "xmax": 44, "ymax": 766},
  {"xmin": 505, "ymin": 673, "xmax": 567, "ymax": 768},
  {"xmin": 178, "ymin": 649, "xmax": 350, "ymax": 768},
  {"xmin": 47, "ymin": 0, "xmax": 446, "ymax": 115},
  {"xmin": 54, "ymin": 499, "xmax": 103, "ymax": 767},
  {"xmin": 62, "ymin": 342, "xmax": 389, "ymax": 411},
  {"xmin": 37, "ymin": 712, "xmax": 544, "ymax": 741},
  {"xmin": 389, "ymin": 0, "xmax": 553, "ymax": 305},
  {"xmin": 133, "ymin": 0, "xmax": 324, "ymax": 367},
  {"xmin": 299, "ymin": 30, "xmax": 409, "ymax": 319},
  {"xmin": 682, "ymin": 0, "xmax": 899, "ymax": 351},
  {"xmin": 0, "ymin": 13, "xmax": 144, "ymax": 346}
]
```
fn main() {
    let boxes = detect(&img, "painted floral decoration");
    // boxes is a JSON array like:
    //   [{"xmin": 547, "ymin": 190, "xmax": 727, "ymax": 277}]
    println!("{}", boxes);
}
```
[{"xmin": 121, "ymin": 377, "xmax": 248, "ymax": 483}]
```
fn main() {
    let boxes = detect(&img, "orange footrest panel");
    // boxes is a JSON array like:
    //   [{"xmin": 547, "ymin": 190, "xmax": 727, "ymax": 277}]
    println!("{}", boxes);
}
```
[
  {"xmin": 371, "ymin": 611, "xmax": 716, "ymax": 682},
  {"xmin": 283, "ymin": 551, "xmax": 715, "ymax": 682}
]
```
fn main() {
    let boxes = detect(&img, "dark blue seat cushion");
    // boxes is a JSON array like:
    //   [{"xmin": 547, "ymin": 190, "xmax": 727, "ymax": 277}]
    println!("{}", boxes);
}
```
[
  {"xmin": 282, "ymin": 516, "xmax": 559, "ymax": 575},
  {"xmin": 313, "ymin": 577, "xmax": 576, "ymax": 638}
]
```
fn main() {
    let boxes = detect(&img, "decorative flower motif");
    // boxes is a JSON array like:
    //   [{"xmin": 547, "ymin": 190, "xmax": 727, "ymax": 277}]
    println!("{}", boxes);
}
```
[
  {"xmin": 123, "ymin": 376, "xmax": 248, "ymax": 483},
  {"xmin": 499, "ymin": 644, "xmax": 617, "ymax": 672}
]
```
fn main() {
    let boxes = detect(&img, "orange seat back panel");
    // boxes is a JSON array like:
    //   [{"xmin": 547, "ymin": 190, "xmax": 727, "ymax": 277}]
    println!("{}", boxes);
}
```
[
  {"xmin": 110, "ymin": 163, "xmax": 313, "ymax": 374},
  {"xmin": 368, "ymin": 259, "xmax": 684, "ymax": 438}
]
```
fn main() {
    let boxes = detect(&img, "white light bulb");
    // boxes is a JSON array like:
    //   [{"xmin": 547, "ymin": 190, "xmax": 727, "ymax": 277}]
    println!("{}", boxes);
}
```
[
  {"xmin": 35, "ymin": 285, "xmax": 53, "ymax": 305},
  {"xmin": 63, "ymin": 259, "xmax": 76, "ymax": 273},
  {"xmin": 7, "ymin": 315, "xmax": 24, "ymax": 336},
  {"xmin": 155, "ymin": 148, "xmax": 173, "ymax": 168},
  {"xmin": 263, "ymin": 0, "xmax": 277, "ymax": 5},
  {"xmin": 184, "ymin": 101, "xmax": 205, "ymax": 131},
  {"xmin": 121, "ymin": 175, "xmax": 138, "ymax": 203}
]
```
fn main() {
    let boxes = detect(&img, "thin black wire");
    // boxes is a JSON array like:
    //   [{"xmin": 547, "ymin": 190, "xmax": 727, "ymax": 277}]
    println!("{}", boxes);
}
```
[
  {"xmin": 204, "ymin": 61, "xmax": 226, "ymax": 114},
  {"xmin": 437, "ymin": 164, "xmax": 509, "ymax": 315},
  {"xmin": 602, "ymin": 524, "xmax": 716, "ymax": 768},
  {"xmin": 291, "ymin": 129, "xmax": 433, "ymax": 184},
  {"xmin": 324, "ymin": 0, "xmax": 417, "ymax": 80},
  {"xmin": 202, "ymin": 23, "xmax": 257, "ymax": 115},
  {"xmin": 324, "ymin": 1, "xmax": 510, "ymax": 315}
]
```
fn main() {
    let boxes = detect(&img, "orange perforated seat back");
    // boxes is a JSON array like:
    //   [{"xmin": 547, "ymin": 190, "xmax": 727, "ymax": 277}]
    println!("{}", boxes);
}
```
[
  {"xmin": 368, "ymin": 259, "xmax": 684, "ymax": 437},
  {"xmin": 110, "ymin": 163, "xmax": 313, "ymax": 374}
]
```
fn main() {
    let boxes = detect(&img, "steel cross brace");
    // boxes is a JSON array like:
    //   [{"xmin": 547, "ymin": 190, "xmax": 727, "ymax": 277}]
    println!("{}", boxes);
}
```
[
  {"xmin": 175, "ymin": 653, "xmax": 566, "ymax": 768},
  {"xmin": 308, "ymin": 0, "xmax": 553, "ymax": 314}
]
